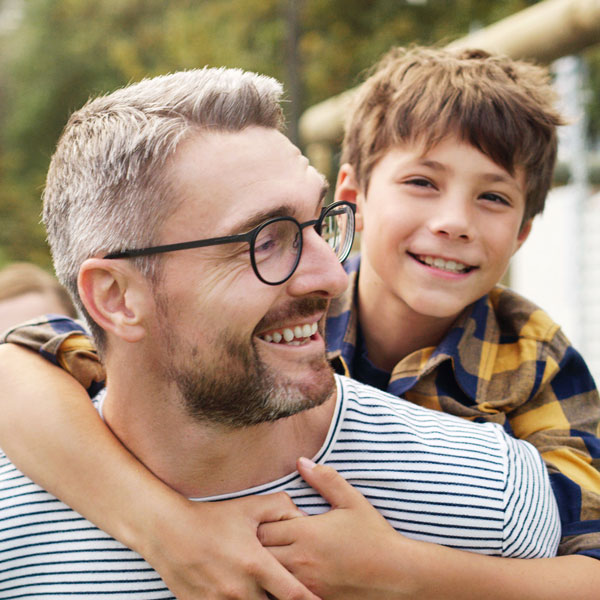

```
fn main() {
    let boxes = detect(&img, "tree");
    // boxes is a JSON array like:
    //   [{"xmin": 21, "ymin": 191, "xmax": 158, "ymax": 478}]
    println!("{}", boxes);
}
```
[{"xmin": 0, "ymin": 0, "xmax": 595, "ymax": 266}]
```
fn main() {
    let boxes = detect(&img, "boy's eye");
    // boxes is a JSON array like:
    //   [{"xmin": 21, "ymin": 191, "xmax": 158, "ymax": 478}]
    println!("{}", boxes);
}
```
[
  {"xmin": 480, "ymin": 192, "xmax": 510, "ymax": 205},
  {"xmin": 405, "ymin": 177, "xmax": 435, "ymax": 189}
]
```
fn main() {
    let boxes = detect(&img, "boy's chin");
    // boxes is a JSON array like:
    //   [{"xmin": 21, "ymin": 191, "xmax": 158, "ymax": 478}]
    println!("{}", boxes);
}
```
[{"xmin": 405, "ymin": 295, "xmax": 472, "ymax": 322}]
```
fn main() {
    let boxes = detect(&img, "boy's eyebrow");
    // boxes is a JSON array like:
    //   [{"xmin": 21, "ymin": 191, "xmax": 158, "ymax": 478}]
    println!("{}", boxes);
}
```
[
  {"xmin": 418, "ymin": 158, "xmax": 443, "ymax": 169},
  {"xmin": 479, "ymin": 172, "xmax": 524, "ymax": 192},
  {"xmin": 417, "ymin": 159, "xmax": 523, "ymax": 192}
]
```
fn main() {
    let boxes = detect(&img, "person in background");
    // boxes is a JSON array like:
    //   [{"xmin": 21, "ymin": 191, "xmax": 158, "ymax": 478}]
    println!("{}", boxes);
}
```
[
  {"xmin": 2, "ymin": 47, "xmax": 600, "ymax": 598},
  {"xmin": 0, "ymin": 261, "xmax": 77, "ymax": 332}
]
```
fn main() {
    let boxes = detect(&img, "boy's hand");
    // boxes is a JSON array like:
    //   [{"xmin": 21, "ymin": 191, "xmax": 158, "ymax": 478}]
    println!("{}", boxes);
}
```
[
  {"xmin": 258, "ymin": 458, "xmax": 412, "ymax": 600},
  {"xmin": 148, "ymin": 492, "xmax": 322, "ymax": 600}
]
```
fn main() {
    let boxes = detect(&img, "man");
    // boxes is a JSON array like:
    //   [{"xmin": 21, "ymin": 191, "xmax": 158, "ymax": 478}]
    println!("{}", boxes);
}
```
[{"xmin": 0, "ymin": 67, "xmax": 559, "ymax": 598}]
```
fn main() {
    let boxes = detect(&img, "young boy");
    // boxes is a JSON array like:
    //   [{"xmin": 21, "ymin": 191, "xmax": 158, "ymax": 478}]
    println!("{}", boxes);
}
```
[
  {"xmin": 326, "ymin": 47, "xmax": 600, "ymax": 564},
  {"xmin": 1, "ymin": 47, "xmax": 599, "ymax": 597}
]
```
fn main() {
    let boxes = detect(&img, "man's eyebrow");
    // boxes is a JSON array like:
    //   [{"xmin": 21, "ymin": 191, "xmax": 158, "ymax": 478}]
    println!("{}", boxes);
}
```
[
  {"xmin": 318, "ymin": 180, "xmax": 330, "ymax": 207},
  {"xmin": 226, "ymin": 181, "xmax": 330, "ymax": 237},
  {"xmin": 227, "ymin": 205, "xmax": 296, "ymax": 236}
]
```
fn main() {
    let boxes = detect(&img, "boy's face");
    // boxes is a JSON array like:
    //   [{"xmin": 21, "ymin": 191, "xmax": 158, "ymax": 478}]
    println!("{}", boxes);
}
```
[{"xmin": 336, "ymin": 135, "xmax": 532, "ymax": 323}]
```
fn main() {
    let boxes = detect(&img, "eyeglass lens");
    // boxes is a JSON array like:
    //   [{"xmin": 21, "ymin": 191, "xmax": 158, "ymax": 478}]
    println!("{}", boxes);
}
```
[
  {"xmin": 321, "ymin": 204, "xmax": 354, "ymax": 261},
  {"xmin": 252, "ymin": 219, "xmax": 301, "ymax": 285},
  {"xmin": 252, "ymin": 202, "xmax": 354, "ymax": 284}
]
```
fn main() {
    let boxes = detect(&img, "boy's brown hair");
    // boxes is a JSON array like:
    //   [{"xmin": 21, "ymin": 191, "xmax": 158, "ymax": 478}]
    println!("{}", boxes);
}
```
[{"xmin": 341, "ymin": 46, "xmax": 565, "ymax": 222}]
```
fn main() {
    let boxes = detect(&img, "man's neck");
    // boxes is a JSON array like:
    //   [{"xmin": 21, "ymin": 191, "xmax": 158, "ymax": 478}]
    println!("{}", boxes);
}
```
[{"xmin": 100, "ymin": 368, "xmax": 337, "ymax": 498}]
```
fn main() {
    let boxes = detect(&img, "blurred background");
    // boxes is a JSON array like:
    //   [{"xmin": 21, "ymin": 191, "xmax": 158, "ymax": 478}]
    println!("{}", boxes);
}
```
[{"xmin": 0, "ymin": 0, "xmax": 599, "ymax": 377}]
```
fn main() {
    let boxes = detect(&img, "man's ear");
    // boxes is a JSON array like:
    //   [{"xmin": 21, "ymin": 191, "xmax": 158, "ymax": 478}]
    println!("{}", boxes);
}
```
[
  {"xmin": 334, "ymin": 163, "xmax": 364, "ymax": 231},
  {"xmin": 78, "ymin": 258, "xmax": 148, "ymax": 343},
  {"xmin": 514, "ymin": 218, "xmax": 533, "ymax": 253}
]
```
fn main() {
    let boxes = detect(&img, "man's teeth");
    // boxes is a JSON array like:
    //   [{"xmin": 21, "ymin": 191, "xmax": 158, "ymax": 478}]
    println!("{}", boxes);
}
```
[
  {"xmin": 419, "ymin": 255, "xmax": 469, "ymax": 273},
  {"xmin": 262, "ymin": 322, "xmax": 318, "ymax": 345}
]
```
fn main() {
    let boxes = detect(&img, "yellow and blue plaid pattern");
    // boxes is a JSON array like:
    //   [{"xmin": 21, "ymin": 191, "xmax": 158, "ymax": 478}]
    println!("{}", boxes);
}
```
[
  {"xmin": 326, "ymin": 255, "xmax": 600, "ymax": 559},
  {"xmin": 1, "ymin": 315, "xmax": 105, "ymax": 395}
]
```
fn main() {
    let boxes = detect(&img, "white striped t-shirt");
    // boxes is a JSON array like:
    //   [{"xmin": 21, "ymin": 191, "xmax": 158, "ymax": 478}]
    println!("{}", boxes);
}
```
[{"xmin": 0, "ymin": 375, "xmax": 560, "ymax": 598}]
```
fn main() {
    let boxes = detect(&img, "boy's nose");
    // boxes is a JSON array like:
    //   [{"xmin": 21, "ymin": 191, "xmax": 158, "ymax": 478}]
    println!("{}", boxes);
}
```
[{"xmin": 428, "ymin": 196, "xmax": 474, "ymax": 241}]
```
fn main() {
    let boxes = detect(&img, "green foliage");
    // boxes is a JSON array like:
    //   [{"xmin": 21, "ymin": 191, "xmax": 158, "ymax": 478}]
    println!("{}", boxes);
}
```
[
  {"xmin": 297, "ymin": 0, "xmax": 545, "ymax": 107},
  {"xmin": 0, "ymin": 0, "xmax": 597, "ymax": 266}
]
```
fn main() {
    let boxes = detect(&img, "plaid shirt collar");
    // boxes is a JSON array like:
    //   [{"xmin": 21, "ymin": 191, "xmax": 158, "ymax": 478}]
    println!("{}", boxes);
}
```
[{"xmin": 326, "ymin": 254, "xmax": 547, "ymax": 403}]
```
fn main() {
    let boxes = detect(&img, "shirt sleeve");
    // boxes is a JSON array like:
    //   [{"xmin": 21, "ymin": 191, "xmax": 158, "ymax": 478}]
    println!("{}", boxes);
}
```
[
  {"xmin": 501, "ymin": 430, "xmax": 561, "ymax": 557},
  {"xmin": 507, "ymin": 340, "xmax": 600, "ymax": 559},
  {"xmin": 0, "ymin": 314, "xmax": 105, "ymax": 396}
]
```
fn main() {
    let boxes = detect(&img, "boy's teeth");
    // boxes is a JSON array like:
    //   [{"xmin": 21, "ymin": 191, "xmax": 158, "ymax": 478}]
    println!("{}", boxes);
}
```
[
  {"xmin": 261, "ymin": 322, "xmax": 318, "ymax": 345},
  {"xmin": 420, "ymin": 255, "xmax": 468, "ymax": 273}
]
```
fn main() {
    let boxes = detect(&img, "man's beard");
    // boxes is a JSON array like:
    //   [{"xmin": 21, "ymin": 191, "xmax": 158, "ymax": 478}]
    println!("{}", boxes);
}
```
[{"xmin": 159, "ymin": 298, "xmax": 335, "ymax": 428}]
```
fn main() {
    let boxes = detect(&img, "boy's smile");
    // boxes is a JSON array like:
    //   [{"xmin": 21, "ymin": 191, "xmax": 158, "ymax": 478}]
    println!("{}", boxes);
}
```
[
  {"xmin": 410, "ymin": 253, "xmax": 475, "ymax": 275},
  {"xmin": 344, "ymin": 135, "xmax": 532, "ymax": 331}
]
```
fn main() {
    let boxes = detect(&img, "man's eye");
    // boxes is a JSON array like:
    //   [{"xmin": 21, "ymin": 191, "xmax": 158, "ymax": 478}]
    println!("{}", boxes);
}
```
[{"xmin": 254, "ymin": 236, "xmax": 277, "ymax": 254}]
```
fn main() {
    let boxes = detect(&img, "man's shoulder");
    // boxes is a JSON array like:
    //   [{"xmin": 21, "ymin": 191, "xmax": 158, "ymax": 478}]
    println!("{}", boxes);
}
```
[
  {"xmin": 325, "ymin": 375, "xmax": 559, "ymax": 558},
  {"xmin": 334, "ymin": 374, "xmax": 554, "ymax": 492},
  {"xmin": 0, "ymin": 452, "xmax": 168, "ymax": 595},
  {"xmin": 335, "ymin": 374, "xmax": 506, "ymax": 441}
]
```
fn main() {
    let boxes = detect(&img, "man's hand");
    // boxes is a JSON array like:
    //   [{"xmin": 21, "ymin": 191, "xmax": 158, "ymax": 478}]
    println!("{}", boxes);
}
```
[
  {"xmin": 145, "ymin": 491, "xmax": 322, "ymax": 600},
  {"xmin": 258, "ymin": 458, "xmax": 412, "ymax": 600}
]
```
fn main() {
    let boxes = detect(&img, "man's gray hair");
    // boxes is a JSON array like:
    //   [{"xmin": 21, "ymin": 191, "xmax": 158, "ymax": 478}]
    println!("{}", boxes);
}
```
[{"xmin": 42, "ymin": 67, "xmax": 284, "ymax": 349}]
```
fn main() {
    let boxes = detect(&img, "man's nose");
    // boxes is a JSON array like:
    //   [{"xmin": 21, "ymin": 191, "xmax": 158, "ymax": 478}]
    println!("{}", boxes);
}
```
[{"xmin": 287, "ymin": 227, "xmax": 349, "ymax": 299}]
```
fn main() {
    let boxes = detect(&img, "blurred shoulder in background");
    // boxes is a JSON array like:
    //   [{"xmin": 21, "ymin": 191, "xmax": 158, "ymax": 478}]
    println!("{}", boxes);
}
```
[{"xmin": 0, "ymin": 262, "xmax": 77, "ymax": 332}]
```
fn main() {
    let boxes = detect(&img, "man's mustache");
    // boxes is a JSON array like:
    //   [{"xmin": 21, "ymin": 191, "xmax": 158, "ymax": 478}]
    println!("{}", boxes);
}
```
[{"xmin": 254, "ymin": 298, "xmax": 329, "ymax": 333}]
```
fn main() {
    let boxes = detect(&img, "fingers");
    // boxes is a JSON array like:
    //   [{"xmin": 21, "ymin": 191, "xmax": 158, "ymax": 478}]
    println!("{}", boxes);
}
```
[
  {"xmin": 245, "ymin": 490, "xmax": 305, "ymax": 524},
  {"xmin": 297, "ymin": 457, "xmax": 364, "ymax": 509},
  {"xmin": 257, "ymin": 550, "xmax": 321, "ymax": 600},
  {"xmin": 258, "ymin": 518, "xmax": 297, "ymax": 548}
]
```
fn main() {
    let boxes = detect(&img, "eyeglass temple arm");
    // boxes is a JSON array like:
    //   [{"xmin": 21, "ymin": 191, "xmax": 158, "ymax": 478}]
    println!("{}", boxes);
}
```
[{"xmin": 104, "ymin": 233, "xmax": 250, "ymax": 260}]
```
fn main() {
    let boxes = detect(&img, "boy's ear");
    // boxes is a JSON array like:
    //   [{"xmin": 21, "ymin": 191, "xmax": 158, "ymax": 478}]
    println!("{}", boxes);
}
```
[
  {"xmin": 334, "ymin": 163, "xmax": 364, "ymax": 231},
  {"xmin": 515, "ymin": 219, "xmax": 533, "ymax": 252},
  {"xmin": 78, "ymin": 258, "xmax": 148, "ymax": 343}
]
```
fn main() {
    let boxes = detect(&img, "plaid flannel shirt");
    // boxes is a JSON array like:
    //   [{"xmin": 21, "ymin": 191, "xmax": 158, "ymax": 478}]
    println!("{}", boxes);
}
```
[
  {"xmin": 3, "ymin": 256, "xmax": 600, "ymax": 559},
  {"xmin": 1, "ymin": 315, "xmax": 105, "ymax": 396},
  {"xmin": 326, "ymin": 255, "xmax": 600, "ymax": 559}
]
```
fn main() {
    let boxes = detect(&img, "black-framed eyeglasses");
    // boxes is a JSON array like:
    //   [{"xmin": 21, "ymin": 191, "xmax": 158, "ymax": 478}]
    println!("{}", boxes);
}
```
[{"xmin": 104, "ymin": 200, "xmax": 356, "ymax": 285}]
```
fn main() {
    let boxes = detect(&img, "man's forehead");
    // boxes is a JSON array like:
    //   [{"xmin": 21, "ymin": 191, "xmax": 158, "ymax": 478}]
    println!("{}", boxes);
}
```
[{"xmin": 163, "ymin": 127, "xmax": 327, "ymax": 237}]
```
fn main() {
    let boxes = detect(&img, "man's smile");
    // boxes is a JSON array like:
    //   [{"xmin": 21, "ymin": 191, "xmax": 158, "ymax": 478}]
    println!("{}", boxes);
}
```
[{"xmin": 258, "ymin": 321, "xmax": 319, "ymax": 345}]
